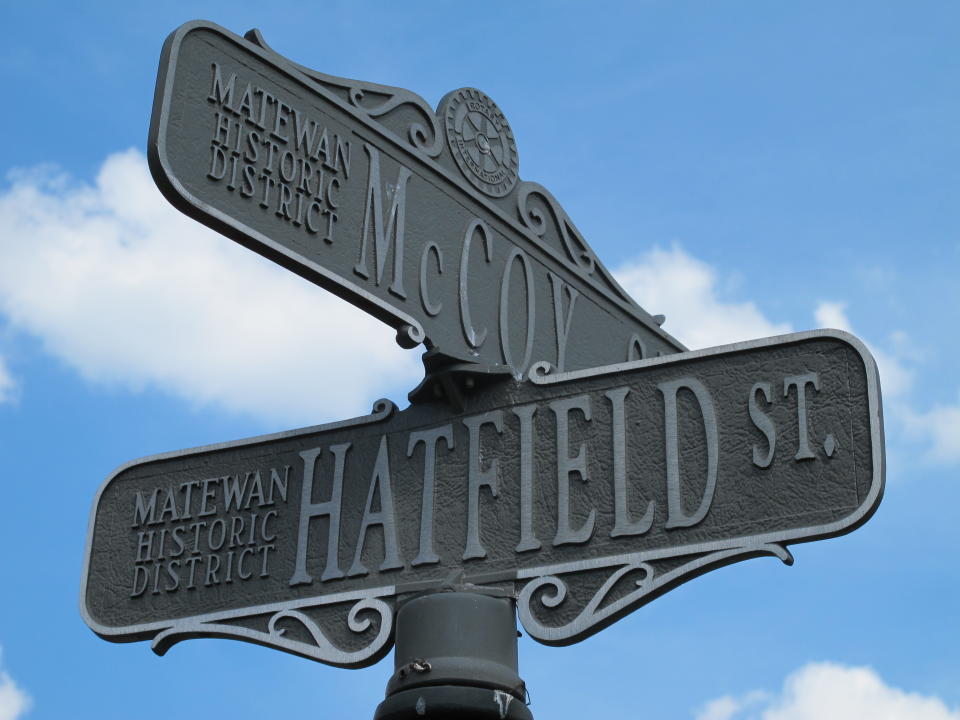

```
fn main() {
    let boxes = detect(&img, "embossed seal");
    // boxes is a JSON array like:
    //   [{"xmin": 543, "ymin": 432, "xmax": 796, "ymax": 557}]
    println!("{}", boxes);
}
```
[{"xmin": 442, "ymin": 88, "xmax": 519, "ymax": 197}]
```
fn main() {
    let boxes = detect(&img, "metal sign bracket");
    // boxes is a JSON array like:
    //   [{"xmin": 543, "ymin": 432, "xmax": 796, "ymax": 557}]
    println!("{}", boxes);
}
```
[{"xmin": 408, "ymin": 348, "xmax": 515, "ymax": 412}]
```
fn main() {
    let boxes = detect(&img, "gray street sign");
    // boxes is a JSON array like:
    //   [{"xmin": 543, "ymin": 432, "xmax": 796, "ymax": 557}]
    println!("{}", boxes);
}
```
[
  {"xmin": 81, "ymin": 330, "xmax": 883, "ymax": 666},
  {"xmin": 147, "ymin": 21, "xmax": 684, "ymax": 383}
]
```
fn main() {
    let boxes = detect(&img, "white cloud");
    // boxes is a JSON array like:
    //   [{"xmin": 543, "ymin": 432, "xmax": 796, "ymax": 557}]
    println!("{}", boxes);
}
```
[
  {"xmin": 903, "ymin": 398, "xmax": 960, "ymax": 464},
  {"xmin": 2, "ymin": 152, "xmax": 955, "ymax": 470},
  {"xmin": 0, "ymin": 650, "xmax": 30, "ymax": 720},
  {"xmin": 616, "ymin": 248, "xmax": 955, "ymax": 468},
  {"xmin": 696, "ymin": 662, "xmax": 959, "ymax": 720},
  {"xmin": 812, "ymin": 301, "xmax": 852, "ymax": 333},
  {"xmin": 0, "ymin": 150, "xmax": 421, "ymax": 426},
  {"xmin": 698, "ymin": 696, "xmax": 741, "ymax": 720},
  {"xmin": 811, "ymin": 301, "xmax": 960, "ymax": 466},
  {"xmin": 0, "ymin": 355, "xmax": 15, "ymax": 405},
  {"xmin": 697, "ymin": 692, "xmax": 768, "ymax": 720},
  {"xmin": 813, "ymin": 301, "xmax": 913, "ymax": 397},
  {"xmin": 615, "ymin": 245, "xmax": 791, "ymax": 350}
]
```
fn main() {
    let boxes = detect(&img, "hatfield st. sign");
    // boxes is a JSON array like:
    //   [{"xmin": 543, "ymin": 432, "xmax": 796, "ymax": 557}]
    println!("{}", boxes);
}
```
[
  {"xmin": 82, "ymin": 20, "xmax": 883, "ymax": 676},
  {"xmin": 82, "ymin": 332, "xmax": 883, "ymax": 665}
]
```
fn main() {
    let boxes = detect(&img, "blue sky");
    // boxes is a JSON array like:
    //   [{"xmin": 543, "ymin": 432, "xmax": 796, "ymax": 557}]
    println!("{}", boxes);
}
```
[{"xmin": 0, "ymin": 2, "xmax": 957, "ymax": 718}]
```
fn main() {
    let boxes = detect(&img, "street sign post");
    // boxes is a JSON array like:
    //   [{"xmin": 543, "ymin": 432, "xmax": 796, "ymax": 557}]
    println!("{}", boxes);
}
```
[
  {"xmin": 82, "ymin": 19, "xmax": 886, "ymax": 719},
  {"xmin": 82, "ymin": 330, "xmax": 883, "ymax": 661}
]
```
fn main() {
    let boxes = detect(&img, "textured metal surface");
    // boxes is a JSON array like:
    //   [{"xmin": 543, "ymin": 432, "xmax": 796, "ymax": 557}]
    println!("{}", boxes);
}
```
[
  {"xmin": 375, "ymin": 686, "xmax": 533, "ymax": 720},
  {"xmin": 387, "ymin": 593, "xmax": 523, "ymax": 697},
  {"xmin": 81, "ymin": 330, "xmax": 883, "ymax": 664},
  {"xmin": 147, "ymin": 21, "xmax": 684, "ymax": 380}
]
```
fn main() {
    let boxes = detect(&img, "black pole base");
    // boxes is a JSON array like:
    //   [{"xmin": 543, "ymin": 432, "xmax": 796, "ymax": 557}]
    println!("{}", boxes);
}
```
[
  {"xmin": 373, "ymin": 592, "xmax": 533, "ymax": 720},
  {"xmin": 374, "ymin": 685, "xmax": 533, "ymax": 720}
]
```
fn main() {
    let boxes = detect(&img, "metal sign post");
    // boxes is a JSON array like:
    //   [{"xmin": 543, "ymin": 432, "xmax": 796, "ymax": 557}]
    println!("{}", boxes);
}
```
[
  {"xmin": 377, "ymin": 592, "xmax": 531, "ymax": 720},
  {"xmin": 80, "ymin": 20, "xmax": 886, "ymax": 719}
]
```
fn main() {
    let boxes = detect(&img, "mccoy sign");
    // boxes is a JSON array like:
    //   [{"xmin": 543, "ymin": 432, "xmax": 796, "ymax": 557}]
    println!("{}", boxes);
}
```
[{"xmin": 147, "ymin": 21, "xmax": 683, "ymax": 379}]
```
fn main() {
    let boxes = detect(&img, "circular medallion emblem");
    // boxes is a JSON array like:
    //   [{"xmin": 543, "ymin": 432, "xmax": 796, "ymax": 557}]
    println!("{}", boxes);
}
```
[{"xmin": 443, "ymin": 88, "xmax": 519, "ymax": 198}]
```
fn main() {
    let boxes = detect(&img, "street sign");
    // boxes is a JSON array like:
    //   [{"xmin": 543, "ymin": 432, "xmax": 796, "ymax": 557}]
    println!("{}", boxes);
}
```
[
  {"xmin": 147, "ymin": 20, "xmax": 685, "ymax": 381},
  {"xmin": 87, "ymin": 22, "xmax": 889, "ymax": 715},
  {"xmin": 81, "ymin": 330, "xmax": 883, "ymax": 665}
]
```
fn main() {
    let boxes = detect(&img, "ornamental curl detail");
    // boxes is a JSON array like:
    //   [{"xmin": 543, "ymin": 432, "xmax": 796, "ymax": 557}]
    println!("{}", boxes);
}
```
[
  {"xmin": 517, "ymin": 543, "xmax": 792, "ymax": 646},
  {"xmin": 150, "ymin": 591, "xmax": 395, "ymax": 669},
  {"xmin": 517, "ymin": 560, "xmax": 654, "ymax": 645},
  {"xmin": 245, "ymin": 29, "xmax": 443, "ymax": 158},
  {"xmin": 267, "ymin": 595, "xmax": 394, "ymax": 667},
  {"xmin": 516, "ymin": 181, "xmax": 663, "ymax": 311},
  {"xmin": 516, "ymin": 182, "xmax": 597, "ymax": 274},
  {"xmin": 343, "ymin": 87, "xmax": 444, "ymax": 158}
]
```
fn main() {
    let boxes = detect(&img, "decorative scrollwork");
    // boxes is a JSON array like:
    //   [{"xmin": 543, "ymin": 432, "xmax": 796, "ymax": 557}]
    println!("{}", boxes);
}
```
[
  {"xmin": 242, "ymin": 28, "xmax": 662, "ymax": 333},
  {"xmin": 150, "ymin": 589, "xmax": 395, "ymax": 669},
  {"xmin": 527, "ymin": 361, "xmax": 555, "ymax": 380},
  {"xmin": 517, "ymin": 182, "xmax": 595, "ymax": 273},
  {"xmin": 517, "ymin": 543, "xmax": 792, "ymax": 646},
  {"xmin": 396, "ymin": 323, "xmax": 426, "ymax": 349},
  {"xmin": 516, "ymin": 182, "xmax": 641, "ymax": 309},
  {"xmin": 244, "ymin": 29, "xmax": 443, "ymax": 158},
  {"xmin": 345, "ymin": 87, "xmax": 444, "ymax": 159},
  {"xmin": 267, "ymin": 595, "xmax": 393, "ymax": 667}
]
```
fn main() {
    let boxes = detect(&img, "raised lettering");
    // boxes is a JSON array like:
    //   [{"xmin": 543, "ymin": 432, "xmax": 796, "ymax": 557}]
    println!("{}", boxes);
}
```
[
  {"xmin": 459, "ymin": 219, "xmax": 493, "ymax": 348},
  {"xmin": 549, "ymin": 273, "xmax": 580, "ymax": 372},
  {"xmin": 607, "ymin": 387, "xmax": 654, "ymax": 537},
  {"xmin": 267, "ymin": 467, "xmax": 289, "ymax": 505},
  {"xmin": 353, "ymin": 143, "xmax": 412, "ymax": 299},
  {"xmin": 659, "ymin": 377, "xmax": 718, "ymax": 529},
  {"xmin": 130, "ymin": 566, "xmax": 149, "ymax": 598},
  {"xmin": 750, "ymin": 382, "xmax": 776, "ymax": 468},
  {"xmin": 499, "ymin": 248, "xmax": 536, "ymax": 375},
  {"xmin": 784, "ymin": 372, "xmax": 819, "ymax": 461},
  {"xmin": 289, "ymin": 444, "xmax": 350, "ymax": 586},
  {"xmin": 407, "ymin": 425, "xmax": 454, "ymax": 566},
  {"xmin": 132, "ymin": 490, "xmax": 159, "ymax": 528},
  {"xmin": 463, "ymin": 411, "xmax": 503, "ymax": 560},
  {"xmin": 627, "ymin": 334, "xmax": 647, "ymax": 361},
  {"xmin": 419, "ymin": 241, "xmax": 443, "ymax": 317},
  {"xmin": 207, "ymin": 63, "xmax": 237, "ymax": 108},
  {"xmin": 207, "ymin": 145, "xmax": 228, "ymax": 181},
  {"xmin": 550, "ymin": 395, "xmax": 596, "ymax": 546},
  {"xmin": 158, "ymin": 489, "xmax": 179, "ymax": 523},
  {"xmin": 348, "ymin": 436, "xmax": 402, "ymax": 576},
  {"xmin": 222, "ymin": 473, "xmax": 249, "ymax": 511},
  {"xmin": 512, "ymin": 404, "xmax": 541, "ymax": 552},
  {"xmin": 199, "ymin": 478, "xmax": 218, "ymax": 517}
]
